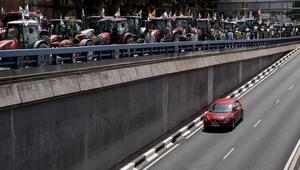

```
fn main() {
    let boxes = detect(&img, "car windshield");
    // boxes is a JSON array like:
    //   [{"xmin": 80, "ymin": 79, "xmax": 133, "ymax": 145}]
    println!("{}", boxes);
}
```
[{"xmin": 210, "ymin": 103, "xmax": 233, "ymax": 113}]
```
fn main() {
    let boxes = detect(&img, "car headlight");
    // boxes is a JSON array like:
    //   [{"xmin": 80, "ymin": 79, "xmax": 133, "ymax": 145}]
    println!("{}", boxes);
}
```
[{"xmin": 223, "ymin": 118, "xmax": 232, "ymax": 123}]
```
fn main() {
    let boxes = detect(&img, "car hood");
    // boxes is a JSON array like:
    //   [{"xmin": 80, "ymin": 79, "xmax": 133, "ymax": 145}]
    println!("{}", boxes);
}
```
[{"xmin": 206, "ymin": 112, "xmax": 232, "ymax": 120}]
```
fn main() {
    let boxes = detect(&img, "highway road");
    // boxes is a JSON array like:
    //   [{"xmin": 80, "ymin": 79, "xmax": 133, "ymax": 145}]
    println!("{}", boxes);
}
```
[{"xmin": 146, "ymin": 53, "xmax": 300, "ymax": 170}]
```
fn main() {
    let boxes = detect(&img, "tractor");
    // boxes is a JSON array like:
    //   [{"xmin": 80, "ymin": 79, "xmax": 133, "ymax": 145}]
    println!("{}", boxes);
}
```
[
  {"xmin": 144, "ymin": 17, "xmax": 175, "ymax": 43},
  {"xmin": 172, "ymin": 16, "xmax": 200, "ymax": 41},
  {"xmin": 0, "ymin": 19, "xmax": 49, "ymax": 50},
  {"xmin": 194, "ymin": 18, "xmax": 214, "ymax": 40},
  {"xmin": 0, "ymin": 19, "xmax": 50, "ymax": 67},
  {"xmin": 90, "ymin": 17, "xmax": 135, "ymax": 45},
  {"xmin": 124, "ymin": 16, "xmax": 147, "ymax": 43},
  {"xmin": 49, "ymin": 18, "xmax": 87, "ymax": 47},
  {"xmin": 2, "ymin": 11, "xmax": 50, "ymax": 41}
]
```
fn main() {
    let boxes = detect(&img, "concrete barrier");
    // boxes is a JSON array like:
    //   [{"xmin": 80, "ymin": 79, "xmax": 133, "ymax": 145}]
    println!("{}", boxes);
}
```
[
  {"xmin": 51, "ymin": 76, "xmax": 80, "ymax": 96},
  {"xmin": 77, "ymin": 73, "xmax": 103, "ymax": 91},
  {"xmin": 17, "ymin": 80, "xmax": 54, "ymax": 103},
  {"xmin": 0, "ymin": 84, "xmax": 21, "ymax": 107},
  {"xmin": 0, "ymin": 44, "xmax": 297, "ymax": 170}
]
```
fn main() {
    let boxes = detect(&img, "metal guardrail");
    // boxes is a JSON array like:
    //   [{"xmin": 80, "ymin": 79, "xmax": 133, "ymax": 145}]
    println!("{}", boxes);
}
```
[{"xmin": 1, "ymin": 37, "xmax": 300, "ymax": 69}]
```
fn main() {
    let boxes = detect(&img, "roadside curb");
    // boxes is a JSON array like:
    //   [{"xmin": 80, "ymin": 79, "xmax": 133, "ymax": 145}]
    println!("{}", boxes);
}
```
[{"xmin": 120, "ymin": 116, "xmax": 203, "ymax": 170}]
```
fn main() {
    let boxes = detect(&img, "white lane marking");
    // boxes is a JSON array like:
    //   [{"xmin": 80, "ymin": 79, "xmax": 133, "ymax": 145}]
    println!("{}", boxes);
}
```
[
  {"xmin": 289, "ymin": 85, "xmax": 295, "ymax": 90},
  {"xmin": 274, "ymin": 99, "xmax": 280, "ymax": 105},
  {"xmin": 223, "ymin": 147, "xmax": 235, "ymax": 160},
  {"xmin": 143, "ymin": 144, "xmax": 180, "ymax": 170},
  {"xmin": 284, "ymin": 138, "xmax": 300, "ymax": 170},
  {"xmin": 253, "ymin": 120, "xmax": 262, "ymax": 128},
  {"xmin": 185, "ymin": 125, "xmax": 204, "ymax": 139}
]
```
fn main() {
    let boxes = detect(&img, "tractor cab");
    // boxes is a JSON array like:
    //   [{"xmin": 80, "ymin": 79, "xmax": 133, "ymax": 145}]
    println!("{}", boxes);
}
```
[{"xmin": 124, "ymin": 16, "xmax": 147, "ymax": 43}]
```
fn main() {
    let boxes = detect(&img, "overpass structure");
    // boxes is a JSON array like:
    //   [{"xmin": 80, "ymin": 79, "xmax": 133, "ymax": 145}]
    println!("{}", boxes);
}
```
[{"xmin": 0, "ymin": 39, "xmax": 300, "ymax": 170}]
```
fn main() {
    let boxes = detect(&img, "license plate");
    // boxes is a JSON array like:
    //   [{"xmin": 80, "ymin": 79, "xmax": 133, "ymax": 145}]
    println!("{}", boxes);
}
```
[{"xmin": 211, "ymin": 124, "xmax": 220, "ymax": 127}]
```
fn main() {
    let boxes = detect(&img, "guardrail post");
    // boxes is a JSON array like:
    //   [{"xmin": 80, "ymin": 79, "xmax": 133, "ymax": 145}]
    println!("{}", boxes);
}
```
[
  {"xmin": 114, "ymin": 49, "xmax": 119, "ymax": 59},
  {"xmin": 15, "ymin": 57, "xmax": 21, "ymax": 69},
  {"xmin": 129, "ymin": 49, "xmax": 135, "ymax": 57},
  {"xmin": 52, "ymin": 54, "xmax": 58, "ymax": 65},
  {"xmin": 83, "ymin": 52, "xmax": 89, "ymax": 62},
  {"xmin": 35, "ymin": 55, "xmax": 40, "ymax": 67}
]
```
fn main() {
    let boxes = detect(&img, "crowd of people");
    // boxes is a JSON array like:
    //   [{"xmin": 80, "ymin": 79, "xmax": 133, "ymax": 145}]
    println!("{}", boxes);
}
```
[{"xmin": 204, "ymin": 19, "xmax": 299, "ymax": 41}]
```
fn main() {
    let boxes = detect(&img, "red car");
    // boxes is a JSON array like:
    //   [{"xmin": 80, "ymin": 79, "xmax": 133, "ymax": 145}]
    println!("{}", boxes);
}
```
[{"xmin": 203, "ymin": 98, "xmax": 244, "ymax": 130}]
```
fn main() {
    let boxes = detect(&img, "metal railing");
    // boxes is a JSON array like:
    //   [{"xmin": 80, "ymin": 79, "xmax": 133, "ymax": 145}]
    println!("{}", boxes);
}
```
[{"xmin": 1, "ymin": 37, "xmax": 300, "ymax": 69}]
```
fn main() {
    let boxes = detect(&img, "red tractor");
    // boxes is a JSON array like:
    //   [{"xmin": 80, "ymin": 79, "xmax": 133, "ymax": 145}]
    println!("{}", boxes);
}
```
[
  {"xmin": 0, "ymin": 19, "xmax": 50, "ymax": 67},
  {"xmin": 194, "ymin": 18, "xmax": 214, "ymax": 40},
  {"xmin": 89, "ymin": 17, "xmax": 136, "ymax": 45},
  {"xmin": 172, "ymin": 16, "xmax": 200, "ymax": 41},
  {"xmin": 49, "ymin": 18, "xmax": 92, "ymax": 47},
  {"xmin": 0, "ymin": 19, "xmax": 49, "ymax": 50},
  {"xmin": 145, "ymin": 17, "xmax": 175, "ymax": 43},
  {"xmin": 124, "ymin": 16, "xmax": 147, "ymax": 43}
]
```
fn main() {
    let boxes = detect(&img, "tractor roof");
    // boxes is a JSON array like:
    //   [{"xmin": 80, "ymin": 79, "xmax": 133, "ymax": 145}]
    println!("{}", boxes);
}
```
[
  {"xmin": 175, "ymin": 16, "xmax": 193, "ymax": 19},
  {"xmin": 51, "ymin": 19, "xmax": 82, "ymax": 23},
  {"xmin": 6, "ymin": 11, "xmax": 38, "ymax": 17},
  {"xmin": 8, "ymin": 19, "xmax": 39, "ymax": 26}
]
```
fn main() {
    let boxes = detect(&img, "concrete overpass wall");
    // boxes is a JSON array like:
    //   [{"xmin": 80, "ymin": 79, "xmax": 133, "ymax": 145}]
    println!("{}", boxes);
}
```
[{"xmin": 0, "ymin": 44, "xmax": 297, "ymax": 170}]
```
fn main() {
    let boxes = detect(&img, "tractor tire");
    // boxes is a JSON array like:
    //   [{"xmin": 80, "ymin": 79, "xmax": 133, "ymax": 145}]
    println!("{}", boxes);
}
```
[
  {"xmin": 174, "ymin": 34, "xmax": 180, "ymax": 42},
  {"xmin": 126, "ymin": 37, "xmax": 136, "ymax": 44}
]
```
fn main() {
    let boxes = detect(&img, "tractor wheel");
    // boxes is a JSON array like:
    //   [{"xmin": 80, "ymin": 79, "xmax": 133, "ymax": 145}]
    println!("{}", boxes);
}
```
[
  {"xmin": 85, "ymin": 40, "xmax": 95, "ymax": 61},
  {"xmin": 174, "ymin": 34, "xmax": 180, "ymax": 42},
  {"xmin": 127, "ymin": 37, "xmax": 135, "ymax": 44}
]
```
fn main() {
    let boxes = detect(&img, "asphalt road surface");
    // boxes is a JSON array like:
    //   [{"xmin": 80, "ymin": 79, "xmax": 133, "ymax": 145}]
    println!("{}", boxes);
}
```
[{"xmin": 147, "ymin": 53, "xmax": 300, "ymax": 170}]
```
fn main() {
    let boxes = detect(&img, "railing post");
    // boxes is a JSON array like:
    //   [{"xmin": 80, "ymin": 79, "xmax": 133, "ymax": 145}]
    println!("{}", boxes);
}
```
[
  {"xmin": 35, "ymin": 55, "xmax": 40, "ymax": 67},
  {"xmin": 97, "ymin": 51, "xmax": 102, "ymax": 61},
  {"xmin": 52, "ymin": 54, "xmax": 58, "ymax": 65},
  {"xmin": 83, "ymin": 52, "xmax": 89, "ymax": 62},
  {"xmin": 15, "ymin": 57, "xmax": 21, "ymax": 69},
  {"xmin": 71, "ymin": 53, "xmax": 76, "ymax": 63}
]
